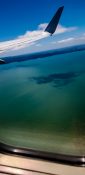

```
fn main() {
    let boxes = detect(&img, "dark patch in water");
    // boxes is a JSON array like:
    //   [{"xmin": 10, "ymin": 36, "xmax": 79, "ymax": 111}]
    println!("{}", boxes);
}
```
[{"xmin": 31, "ymin": 72, "xmax": 80, "ymax": 88}]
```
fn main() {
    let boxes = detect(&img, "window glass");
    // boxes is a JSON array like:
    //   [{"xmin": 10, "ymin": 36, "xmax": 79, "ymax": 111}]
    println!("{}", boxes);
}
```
[{"xmin": 0, "ymin": 0, "xmax": 85, "ymax": 156}]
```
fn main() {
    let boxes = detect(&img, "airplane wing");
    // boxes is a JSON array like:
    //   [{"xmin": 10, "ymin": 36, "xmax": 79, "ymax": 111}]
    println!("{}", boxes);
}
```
[{"xmin": 0, "ymin": 6, "xmax": 64, "ymax": 64}]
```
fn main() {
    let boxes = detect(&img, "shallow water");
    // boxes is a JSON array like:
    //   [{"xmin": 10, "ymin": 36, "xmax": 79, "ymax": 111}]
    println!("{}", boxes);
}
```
[{"xmin": 0, "ymin": 50, "xmax": 85, "ymax": 156}]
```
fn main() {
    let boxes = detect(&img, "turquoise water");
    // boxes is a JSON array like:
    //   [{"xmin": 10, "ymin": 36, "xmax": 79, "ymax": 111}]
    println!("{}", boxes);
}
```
[{"xmin": 0, "ymin": 50, "xmax": 85, "ymax": 156}]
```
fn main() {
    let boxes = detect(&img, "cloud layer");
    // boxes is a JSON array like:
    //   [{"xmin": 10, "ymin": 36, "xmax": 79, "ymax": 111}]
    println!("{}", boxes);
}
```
[
  {"xmin": 0, "ymin": 23, "xmax": 78, "ymax": 56},
  {"xmin": 53, "ymin": 34, "xmax": 85, "ymax": 47}
]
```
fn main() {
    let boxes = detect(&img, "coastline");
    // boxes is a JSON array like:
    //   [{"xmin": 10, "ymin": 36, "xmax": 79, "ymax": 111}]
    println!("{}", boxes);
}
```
[{"xmin": 2, "ymin": 44, "xmax": 85, "ymax": 64}]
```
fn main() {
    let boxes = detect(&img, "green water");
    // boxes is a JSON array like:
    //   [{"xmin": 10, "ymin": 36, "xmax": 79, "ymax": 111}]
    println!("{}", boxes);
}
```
[{"xmin": 0, "ymin": 50, "xmax": 85, "ymax": 156}]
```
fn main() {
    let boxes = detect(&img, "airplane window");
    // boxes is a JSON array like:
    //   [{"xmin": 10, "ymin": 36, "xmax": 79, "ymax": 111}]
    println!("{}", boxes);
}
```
[{"xmin": 0, "ymin": 0, "xmax": 85, "ymax": 162}]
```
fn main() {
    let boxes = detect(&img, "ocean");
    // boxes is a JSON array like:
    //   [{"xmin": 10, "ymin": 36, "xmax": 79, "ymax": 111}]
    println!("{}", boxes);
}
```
[{"xmin": 0, "ymin": 49, "xmax": 85, "ymax": 156}]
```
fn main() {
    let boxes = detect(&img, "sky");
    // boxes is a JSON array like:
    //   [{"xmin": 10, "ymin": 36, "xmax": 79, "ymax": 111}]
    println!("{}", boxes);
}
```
[{"xmin": 0, "ymin": 0, "xmax": 85, "ymax": 57}]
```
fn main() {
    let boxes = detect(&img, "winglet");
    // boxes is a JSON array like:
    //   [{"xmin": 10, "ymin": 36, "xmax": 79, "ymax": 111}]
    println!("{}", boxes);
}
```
[{"xmin": 45, "ymin": 6, "xmax": 64, "ymax": 35}]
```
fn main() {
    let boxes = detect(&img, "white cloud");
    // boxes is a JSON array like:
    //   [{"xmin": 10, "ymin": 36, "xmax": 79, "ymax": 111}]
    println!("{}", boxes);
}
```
[
  {"xmin": 38, "ymin": 23, "xmax": 48, "ymax": 30},
  {"xmin": 55, "ymin": 25, "xmax": 77, "ymax": 35},
  {"xmin": 0, "ymin": 23, "xmax": 78, "ymax": 56},
  {"xmin": 58, "ymin": 37, "xmax": 75, "ymax": 43},
  {"xmin": 51, "ymin": 34, "xmax": 85, "ymax": 48}
]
